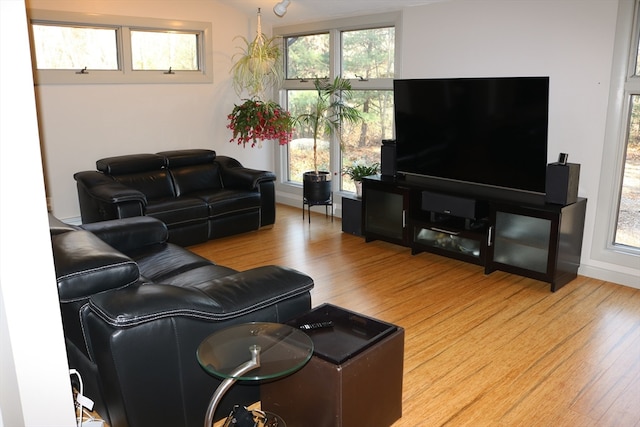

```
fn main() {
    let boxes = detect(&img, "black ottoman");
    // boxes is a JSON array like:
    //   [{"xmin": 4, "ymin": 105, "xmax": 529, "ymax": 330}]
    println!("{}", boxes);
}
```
[{"xmin": 261, "ymin": 304, "xmax": 404, "ymax": 427}]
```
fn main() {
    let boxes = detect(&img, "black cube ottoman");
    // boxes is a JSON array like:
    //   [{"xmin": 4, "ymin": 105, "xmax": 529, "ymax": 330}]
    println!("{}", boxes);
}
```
[{"xmin": 260, "ymin": 304, "xmax": 404, "ymax": 427}]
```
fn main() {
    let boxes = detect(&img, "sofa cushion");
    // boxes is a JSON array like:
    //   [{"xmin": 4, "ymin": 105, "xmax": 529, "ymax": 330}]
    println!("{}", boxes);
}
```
[
  {"xmin": 196, "ymin": 189, "xmax": 261, "ymax": 218},
  {"xmin": 169, "ymin": 163, "xmax": 223, "ymax": 196},
  {"xmin": 53, "ymin": 231, "xmax": 139, "ymax": 302},
  {"xmin": 156, "ymin": 264, "xmax": 239, "ymax": 287},
  {"xmin": 127, "ymin": 243, "xmax": 227, "ymax": 283},
  {"xmin": 145, "ymin": 196, "xmax": 208, "ymax": 227},
  {"xmin": 114, "ymin": 170, "xmax": 175, "ymax": 201}
]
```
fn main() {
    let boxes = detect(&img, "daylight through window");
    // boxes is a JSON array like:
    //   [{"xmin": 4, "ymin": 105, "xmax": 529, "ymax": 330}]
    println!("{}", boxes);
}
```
[
  {"xmin": 29, "ymin": 10, "xmax": 212, "ymax": 84},
  {"xmin": 278, "ymin": 18, "xmax": 397, "ymax": 194}
]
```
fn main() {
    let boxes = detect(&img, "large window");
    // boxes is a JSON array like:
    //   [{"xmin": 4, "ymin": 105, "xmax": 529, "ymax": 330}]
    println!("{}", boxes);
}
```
[
  {"xmin": 276, "ymin": 14, "xmax": 398, "ymax": 194},
  {"xmin": 29, "ymin": 10, "xmax": 212, "ymax": 84},
  {"xmin": 616, "ymin": 94, "xmax": 640, "ymax": 248},
  {"xmin": 593, "ymin": 0, "xmax": 640, "ymax": 271},
  {"xmin": 610, "ymin": 1, "xmax": 640, "ymax": 251}
]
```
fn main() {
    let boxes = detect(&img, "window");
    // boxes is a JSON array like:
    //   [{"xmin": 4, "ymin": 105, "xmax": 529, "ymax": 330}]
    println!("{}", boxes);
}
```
[
  {"xmin": 130, "ymin": 30, "xmax": 199, "ymax": 71},
  {"xmin": 616, "ymin": 94, "xmax": 640, "ymax": 248},
  {"xmin": 592, "ymin": 0, "xmax": 640, "ymax": 269},
  {"xmin": 275, "ymin": 14, "xmax": 398, "ymax": 194},
  {"xmin": 29, "ymin": 10, "xmax": 212, "ymax": 84},
  {"xmin": 32, "ymin": 24, "xmax": 119, "ymax": 70},
  {"xmin": 610, "ymin": 1, "xmax": 640, "ymax": 251},
  {"xmin": 285, "ymin": 33, "xmax": 330, "ymax": 79}
]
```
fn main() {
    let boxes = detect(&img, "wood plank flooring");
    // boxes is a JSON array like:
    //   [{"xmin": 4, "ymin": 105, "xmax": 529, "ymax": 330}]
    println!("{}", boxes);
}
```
[{"xmin": 191, "ymin": 204, "xmax": 640, "ymax": 427}]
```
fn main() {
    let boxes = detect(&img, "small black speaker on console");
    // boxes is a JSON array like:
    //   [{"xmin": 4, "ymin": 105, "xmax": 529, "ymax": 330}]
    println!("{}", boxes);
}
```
[
  {"xmin": 381, "ymin": 139, "xmax": 396, "ymax": 177},
  {"xmin": 545, "ymin": 162, "xmax": 580, "ymax": 205},
  {"xmin": 422, "ymin": 191, "xmax": 485, "ymax": 219}
]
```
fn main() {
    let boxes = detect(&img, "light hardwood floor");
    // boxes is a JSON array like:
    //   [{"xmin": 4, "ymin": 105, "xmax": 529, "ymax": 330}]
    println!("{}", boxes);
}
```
[{"xmin": 189, "ymin": 203, "xmax": 640, "ymax": 427}]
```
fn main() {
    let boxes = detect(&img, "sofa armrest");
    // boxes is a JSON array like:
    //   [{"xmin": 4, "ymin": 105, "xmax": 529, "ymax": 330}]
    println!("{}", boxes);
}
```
[
  {"xmin": 216, "ymin": 156, "xmax": 276, "ymax": 190},
  {"xmin": 75, "ymin": 171, "xmax": 147, "ymax": 204},
  {"xmin": 74, "ymin": 171, "xmax": 147, "ymax": 222},
  {"xmin": 52, "ymin": 231, "xmax": 140, "ymax": 302},
  {"xmin": 81, "ymin": 216, "xmax": 168, "ymax": 254},
  {"xmin": 215, "ymin": 156, "xmax": 276, "ymax": 226},
  {"xmin": 88, "ymin": 265, "xmax": 314, "ymax": 327}
]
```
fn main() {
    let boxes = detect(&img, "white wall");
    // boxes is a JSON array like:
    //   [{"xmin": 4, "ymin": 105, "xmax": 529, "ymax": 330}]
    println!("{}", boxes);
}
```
[
  {"xmin": 400, "ymin": 0, "xmax": 638, "ymax": 287},
  {"xmin": 29, "ymin": 0, "xmax": 275, "ymax": 220},
  {"xmin": 1, "ymin": 0, "xmax": 76, "ymax": 425},
  {"xmin": 29, "ymin": 0, "xmax": 638, "ymax": 288}
]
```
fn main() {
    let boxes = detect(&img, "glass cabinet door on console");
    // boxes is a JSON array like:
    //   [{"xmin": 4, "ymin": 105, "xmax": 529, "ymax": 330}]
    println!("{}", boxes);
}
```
[
  {"xmin": 485, "ymin": 199, "xmax": 587, "ymax": 292},
  {"xmin": 362, "ymin": 177, "xmax": 410, "ymax": 246}
]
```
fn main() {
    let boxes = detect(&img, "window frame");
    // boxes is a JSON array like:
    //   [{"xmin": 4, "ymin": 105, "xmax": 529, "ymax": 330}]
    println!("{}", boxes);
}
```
[
  {"xmin": 28, "ymin": 10, "xmax": 213, "ymax": 85},
  {"xmin": 273, "ymin": 12, "xmax": 400, "ymax": 198},
  {"xmin": 592, "ymin": 0, "xmax": 640, "ymax": 269}
]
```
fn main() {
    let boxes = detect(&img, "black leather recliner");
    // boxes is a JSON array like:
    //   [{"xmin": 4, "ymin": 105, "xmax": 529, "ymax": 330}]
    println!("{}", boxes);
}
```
[
  {"xmin": 50, "ymin": 214, "xmax": 313, "ymax": 427},
  {"xmin": 73, "ymin": 149, "xmax": 276, "ymax": 246}
]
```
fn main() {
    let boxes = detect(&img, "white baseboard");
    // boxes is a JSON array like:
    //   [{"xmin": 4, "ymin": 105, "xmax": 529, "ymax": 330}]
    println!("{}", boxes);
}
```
[{"xmin": 578, "ymin": 265, "xmax": 640, "ymax": 289}]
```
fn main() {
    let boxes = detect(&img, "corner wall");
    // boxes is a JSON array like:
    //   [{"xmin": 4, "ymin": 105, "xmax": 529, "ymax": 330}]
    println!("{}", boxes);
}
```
[{"xmin": 398, "ymin": 0, "xmax": 638, "ymax": 288}]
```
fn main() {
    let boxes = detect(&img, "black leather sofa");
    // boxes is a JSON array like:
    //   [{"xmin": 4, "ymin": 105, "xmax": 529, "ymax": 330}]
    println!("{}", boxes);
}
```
[
  {"xmin": 50, "ymin": 214, "xmax": 314, "ymax": 427},
  {"xmin": 74, "ymin": 149, "xmax": 276, "ymax": 246}
]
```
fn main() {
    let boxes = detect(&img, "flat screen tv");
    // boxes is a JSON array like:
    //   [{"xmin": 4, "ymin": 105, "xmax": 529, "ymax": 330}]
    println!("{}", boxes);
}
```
[{"xmin": 394, "ymin": 76, "xmax": 549, "ymax": 201}]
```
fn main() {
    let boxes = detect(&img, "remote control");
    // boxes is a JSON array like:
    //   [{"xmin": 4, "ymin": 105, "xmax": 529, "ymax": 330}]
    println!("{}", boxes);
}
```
[{"xmin": 299, "ymin": 321, "xmax": 333, "ymax": 330}]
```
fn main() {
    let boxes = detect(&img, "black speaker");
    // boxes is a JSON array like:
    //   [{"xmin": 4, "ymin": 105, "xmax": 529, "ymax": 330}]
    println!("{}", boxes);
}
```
[
  {"xmin": 422, "ymin": 191, "xmax": 483, "ymax": 219},
  {"xmin": 381, "ymin": 140, "xmax": 396, "ymax": 177},
  {"xmin": 545, "ymin": 163, "xmax": 580, "ymax": 205},
  {"xmin": 341, "ymin": 196, "xmax": 362, "ymax": 236}
]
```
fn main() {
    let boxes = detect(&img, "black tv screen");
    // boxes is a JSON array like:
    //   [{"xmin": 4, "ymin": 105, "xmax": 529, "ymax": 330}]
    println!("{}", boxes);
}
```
[{"xmin": 394, "ymin": 77, "xmax": 549, "ymax": 195}]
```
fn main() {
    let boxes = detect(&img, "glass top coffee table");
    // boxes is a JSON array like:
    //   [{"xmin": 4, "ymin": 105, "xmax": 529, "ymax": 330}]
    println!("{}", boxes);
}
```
[{"xmin": 197, "ymin": 322, "xmax": 313, "ymax": 427}]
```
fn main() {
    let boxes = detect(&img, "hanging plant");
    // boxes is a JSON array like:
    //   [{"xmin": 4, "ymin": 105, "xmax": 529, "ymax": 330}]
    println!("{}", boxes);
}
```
[
  {"xmin": 227, "ymin": 98, "xmax": 294, "ymax": 147},
  {"xmin": 230, "ymin": 9, "xmax": 284, "ymax": 98},
  {"xmin": 226, "ymin": 9, "xmax": 291, "ymax": 148}
]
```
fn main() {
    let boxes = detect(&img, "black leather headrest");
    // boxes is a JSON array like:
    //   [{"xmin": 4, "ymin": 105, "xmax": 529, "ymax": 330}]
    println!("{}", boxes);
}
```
[
  {"xmin": 158, "ymin": 149, "xmax": 216, "ymax": 168},
  {"xmin": 97, "ymin": 154, "xmax": 166, "ymax": 175}
]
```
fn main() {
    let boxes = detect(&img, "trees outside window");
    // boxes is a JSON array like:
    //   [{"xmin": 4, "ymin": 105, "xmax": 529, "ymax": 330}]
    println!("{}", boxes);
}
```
[
  {"xmin": 29, "ymin": 10, "xmax": 212, "ymax": 84},
  {"xmin": 278, "ymin": 17, "xmax": 397, "ymax": 193},
  {"xmin": 612, "ymin": 1, "xmax": 640, "ymax": 250}
]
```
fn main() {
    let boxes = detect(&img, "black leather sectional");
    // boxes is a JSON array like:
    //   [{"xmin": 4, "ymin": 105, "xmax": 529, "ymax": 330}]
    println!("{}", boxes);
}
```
[
  {"xmin": 74, "ymin": 149, "xmax": 276, "ymax": 246},
  {"xmin": 50, "ymin": 214, "xmax": 314, "ymax": 426}
]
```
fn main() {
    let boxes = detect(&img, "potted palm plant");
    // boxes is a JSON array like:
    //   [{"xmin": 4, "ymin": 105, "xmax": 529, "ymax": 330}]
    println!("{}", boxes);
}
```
[
  {"xmin": 296, "ymin": 76, "xmax": 364, "ymax": 204},
  {"xmin": 343, "ymin": 162, "xmax": 380, "ymax": 198}
]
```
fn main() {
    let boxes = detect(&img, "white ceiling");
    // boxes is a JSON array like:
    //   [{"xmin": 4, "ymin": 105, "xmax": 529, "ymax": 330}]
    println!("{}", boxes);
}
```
[{"xmin": 217, "ymin": 0, "xmax": 444, "ymax": 25}]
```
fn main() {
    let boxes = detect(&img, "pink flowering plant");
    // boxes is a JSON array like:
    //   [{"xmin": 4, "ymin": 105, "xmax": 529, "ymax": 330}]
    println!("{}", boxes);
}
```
[{"xmin": 227, "ymin": 98, "xmax": 294, "ymax": 148}]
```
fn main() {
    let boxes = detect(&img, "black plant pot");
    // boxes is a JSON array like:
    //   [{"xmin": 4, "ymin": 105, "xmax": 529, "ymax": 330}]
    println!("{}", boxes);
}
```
[{"xmin": 303, "ymin": 171, "xmax": 332, "ymax": 203}]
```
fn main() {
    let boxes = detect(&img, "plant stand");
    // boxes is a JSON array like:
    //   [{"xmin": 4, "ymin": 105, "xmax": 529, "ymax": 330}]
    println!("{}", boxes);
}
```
[
  {"xmin": 302, "ymin": 171, "xmax": 333, "ymax": 223},
  {"xmin": 303, "ymin": 193, "xmax": 333, "ymax": 223}
]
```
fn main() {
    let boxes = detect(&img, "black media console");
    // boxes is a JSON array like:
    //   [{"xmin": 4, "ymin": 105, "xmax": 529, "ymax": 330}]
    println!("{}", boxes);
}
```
[{"xmin": 362, "ymin": 175, "xmax": 587, "ymax": 292}]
